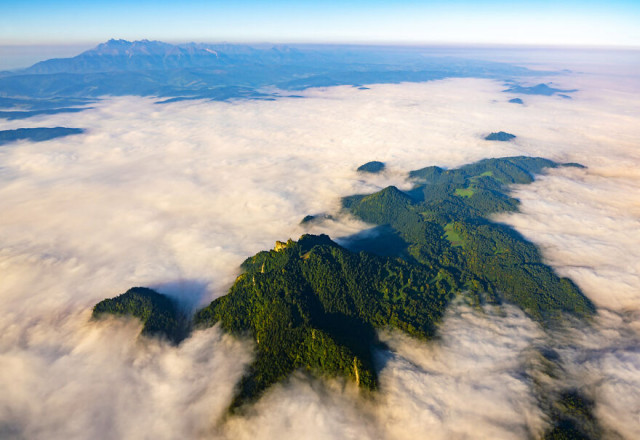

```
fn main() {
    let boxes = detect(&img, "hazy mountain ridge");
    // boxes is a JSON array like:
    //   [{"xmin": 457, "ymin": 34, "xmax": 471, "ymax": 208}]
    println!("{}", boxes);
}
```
[
  {"xmin": 503, "ymin": 83, "xmax": 577, "ymax": 96},
  {"xmin": 23, "ymin": 39, "xmax": 313, "ymax": 74},
  {"xmin": 0, "ymin": 127, "xmax": 84, "ymax": 145},
  {"xmin": 0, "ymin": 39, "xmax": 551, "ymax": 101}
]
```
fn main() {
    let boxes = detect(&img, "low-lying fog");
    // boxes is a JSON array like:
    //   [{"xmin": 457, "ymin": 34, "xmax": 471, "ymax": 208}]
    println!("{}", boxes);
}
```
[{"xmin": 1, "ymin": 61, "xmax": 638, "ymax": 439}]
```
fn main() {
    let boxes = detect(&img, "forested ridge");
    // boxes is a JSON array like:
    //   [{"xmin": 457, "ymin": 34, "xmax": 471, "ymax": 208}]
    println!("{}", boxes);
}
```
[
  {"xmin": 345, "ymin": 156, "xmax": 593, "ymax": 322},
  {"xmin": 94, "ymin": 155, "xmax": 595, "ymax": 412},
  {"xmin": 194, "ymin": 234, "xmax": 450, "ymax": 409}
]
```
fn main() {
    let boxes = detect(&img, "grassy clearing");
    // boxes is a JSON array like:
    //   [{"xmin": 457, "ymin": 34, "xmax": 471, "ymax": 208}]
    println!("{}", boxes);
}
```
[
  {"xmin": 444, "ymin": 223, "xmax": 465, "ymax": 247},
  {"xmin": 455, "ymin": 187, "xmax": 475, "ymax": 198}
]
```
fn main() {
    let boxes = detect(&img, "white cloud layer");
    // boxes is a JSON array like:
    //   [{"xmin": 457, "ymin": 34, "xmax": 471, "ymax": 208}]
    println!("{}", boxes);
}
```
[{"xmin": 0, "ymin": 65, "xmax": 639, "ymax": 438}]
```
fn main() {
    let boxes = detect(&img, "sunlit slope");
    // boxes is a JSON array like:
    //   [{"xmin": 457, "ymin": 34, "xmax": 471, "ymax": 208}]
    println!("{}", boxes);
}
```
[
  {"xmin": 94, "ymin": 156, "xmax": 595, "ymax": 411},
  {"xmin": 195, "ymin": 234, "xmax": 448, "ymax": 410}
]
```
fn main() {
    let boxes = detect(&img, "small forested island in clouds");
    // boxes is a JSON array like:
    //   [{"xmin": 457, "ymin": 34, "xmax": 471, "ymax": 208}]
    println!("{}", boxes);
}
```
[
  {"xmin": 357, "ymin": 161, "xmax": 386, "ymax": 173},
  {"xmin": 485, "ymin": 131, "xmax": 516, "ymax": 141},
  {"xmin": 94, "ymin": 155, "xmax": 595, "ymax": 434}
]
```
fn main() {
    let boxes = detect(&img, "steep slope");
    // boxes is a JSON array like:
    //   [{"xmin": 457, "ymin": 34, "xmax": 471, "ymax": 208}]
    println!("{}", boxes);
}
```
[
  {"xmin": 92, "ymin": 155, "xmax": 595, "ymax": 411},
  {"xmin": 194, "ymin": 234, "xmax": 448, "ymax": 410}
]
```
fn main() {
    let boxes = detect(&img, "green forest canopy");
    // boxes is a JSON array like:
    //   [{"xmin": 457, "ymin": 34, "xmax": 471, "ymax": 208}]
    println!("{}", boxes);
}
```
[{"xmin": 94, "ymin": 156, "xmax": 595, "ymax": 411}]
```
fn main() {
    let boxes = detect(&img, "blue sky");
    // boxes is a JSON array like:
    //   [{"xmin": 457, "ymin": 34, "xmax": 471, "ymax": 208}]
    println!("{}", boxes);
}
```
[{"xmin": 1, "ymin": 0, "xmax": 639, "ymax": 47}]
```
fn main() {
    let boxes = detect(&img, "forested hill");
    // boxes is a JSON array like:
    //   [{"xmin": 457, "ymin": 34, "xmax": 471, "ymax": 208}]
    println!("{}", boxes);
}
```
[
  {"xmin": 92, "ymin": 287, "xmax": 186, "ymax": 343},
  {"xmin": 194, "ymin": 234, "xmax": 449, "ymax": 409},
  {"xmin": 93, "ymin": 156, "xmax": 595, "ymax": 412},
  {"xmin": 344, "ymin": 156, "xmax": 593, "ymax": 322}
]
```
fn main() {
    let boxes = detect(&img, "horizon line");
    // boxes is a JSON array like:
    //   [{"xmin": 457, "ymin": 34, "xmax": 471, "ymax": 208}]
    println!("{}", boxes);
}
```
[{"xmin": 1, "ymin": 39, "xmax": 639, "ymax": 51}]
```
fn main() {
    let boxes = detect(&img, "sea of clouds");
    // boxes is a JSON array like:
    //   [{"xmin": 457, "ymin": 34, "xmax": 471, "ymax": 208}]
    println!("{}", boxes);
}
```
[{"xmin": 0, "ymin": 58, "xmax": 638, "ymax": 439}]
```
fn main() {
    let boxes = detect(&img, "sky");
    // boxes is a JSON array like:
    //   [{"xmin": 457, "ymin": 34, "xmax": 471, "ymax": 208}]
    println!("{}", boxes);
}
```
[{"xmin": 1, "ymin": 0, "xmax": 639, "ymax": 47}]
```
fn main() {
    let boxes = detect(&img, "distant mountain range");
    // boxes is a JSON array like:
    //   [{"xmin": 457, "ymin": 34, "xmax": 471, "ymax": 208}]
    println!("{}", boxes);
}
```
[
  {"xmin": 0, "ymin": 39, "xmax": 551, "ymax": 103},
  {"xmin": 21, "ymin": 39, "xmax": 315, "ymax": 75}
]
